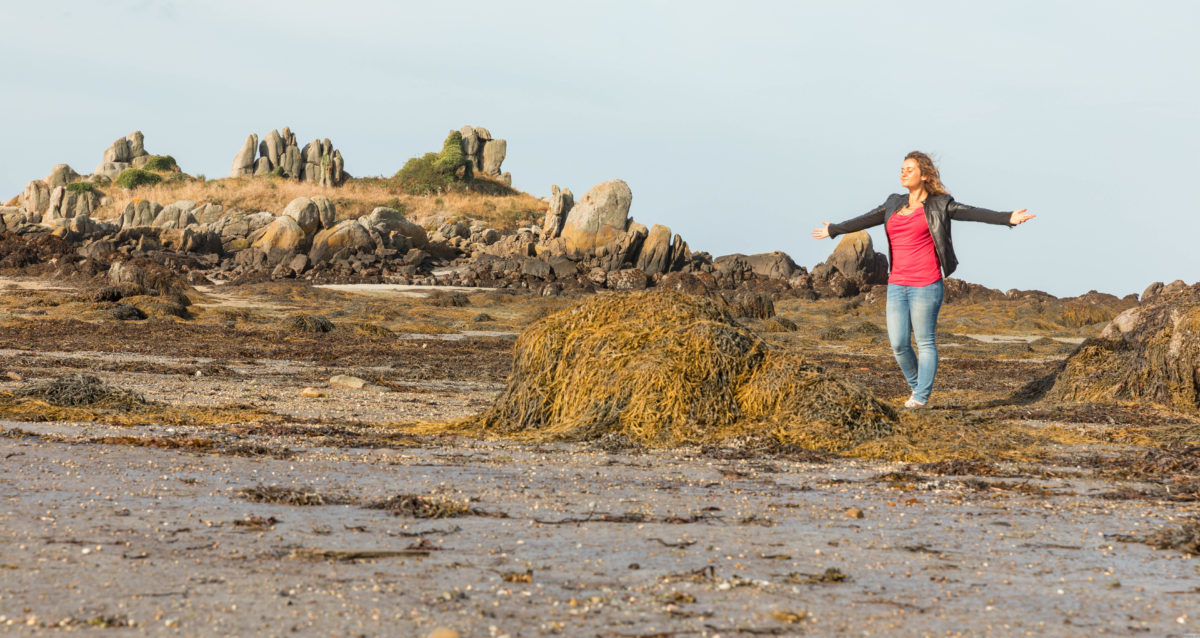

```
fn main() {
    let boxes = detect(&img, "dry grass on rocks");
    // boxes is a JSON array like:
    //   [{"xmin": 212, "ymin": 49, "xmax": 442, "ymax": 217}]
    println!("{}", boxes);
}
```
[{"xmin": 99, "ymin": 175, "xmax": 546, "ymax": 230}]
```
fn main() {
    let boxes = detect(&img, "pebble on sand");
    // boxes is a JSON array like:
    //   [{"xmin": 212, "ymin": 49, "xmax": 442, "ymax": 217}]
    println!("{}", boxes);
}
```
[{"xmin": 329, "ymin": 375, "xmax": 367, "ymax": 390}]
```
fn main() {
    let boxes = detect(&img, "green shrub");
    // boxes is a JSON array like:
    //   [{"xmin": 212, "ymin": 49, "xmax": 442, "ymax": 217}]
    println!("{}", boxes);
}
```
[
  {"xmin": 394, "ymin": 130, "xmax": 474, "ymax": 196},
  {"xmin": 270, "ymin": 166, "xmax": 287, "ymax": 178},
  {"xmin": 64, "ymin": 182, "xmax": 96, "ymax": 194},
  {"xmin": 141, "ymin": 155, "xmax": 178, "ymax": 172},
  {"xmin": 435, "ymin": 130, "xmax": 467, "ymax": 174},
  {"xmin": 114, "ymin": 168, "xmax": 162, "ymax": 190},
  {"xmin": 395, "ymin": 152, "xmax": 451, "ymax": 196}
]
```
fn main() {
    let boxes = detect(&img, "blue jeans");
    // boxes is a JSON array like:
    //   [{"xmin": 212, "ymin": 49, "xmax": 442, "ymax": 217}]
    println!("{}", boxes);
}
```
[{"xmin": 886, "ymin": 280, "xmax": 944, "ymax": 404}]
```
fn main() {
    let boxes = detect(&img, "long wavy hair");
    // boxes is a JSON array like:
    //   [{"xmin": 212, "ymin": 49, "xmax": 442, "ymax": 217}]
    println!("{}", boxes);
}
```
[{"xmin": 905, "ymin": 151, "xmax": 949, "ymax": 196}]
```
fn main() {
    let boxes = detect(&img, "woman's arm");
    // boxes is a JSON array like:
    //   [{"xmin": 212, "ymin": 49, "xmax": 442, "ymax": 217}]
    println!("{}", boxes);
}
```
[
  {"xmin": 811, "ymin": 200, "xmax": 889, "ymax": 240},
  {"xmin": 948, "ymin": 200, "xmax": 1035, "ymax": 226}
]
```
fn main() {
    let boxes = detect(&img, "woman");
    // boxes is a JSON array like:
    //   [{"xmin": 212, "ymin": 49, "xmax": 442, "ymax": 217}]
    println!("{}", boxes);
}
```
[{"xmin": 812, "ymin": 151, "xmax": 1035, "ymax": 408}]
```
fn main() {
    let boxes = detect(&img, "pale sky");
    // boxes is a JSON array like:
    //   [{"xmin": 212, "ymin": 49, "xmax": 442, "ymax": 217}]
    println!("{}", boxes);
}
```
[{"xmin": 2, "ymin": 1, "xmax": 1197, "ymax": 297}]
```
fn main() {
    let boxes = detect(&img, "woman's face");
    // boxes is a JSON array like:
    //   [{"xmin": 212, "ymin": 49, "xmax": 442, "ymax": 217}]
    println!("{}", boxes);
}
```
[{"xmin": 900, "ymin": 158, "xmax": 923, "ymax": 190}]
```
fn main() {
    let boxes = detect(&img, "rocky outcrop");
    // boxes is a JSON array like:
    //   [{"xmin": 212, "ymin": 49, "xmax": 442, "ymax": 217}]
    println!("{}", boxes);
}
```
[
  {"xmin": 636, "ymin": 224, "xmax": 673, "ymax": 276},
  {"xmin": 310, "ymin": 220, "xmax": 374, "ymax": 264},
  {"xmin": 251, "ymin": 216, "xmax": 306, "ymax": 265},
  {"xmin": 714, "ymin": 252, "xmax": 799, "ymax": 281},
  {"xmin": 45, "ymin": 164, "xmax": 80, "ymax": 188},
  {"xmin": 459, "ymin": 126, "xmax": 510, "ymax": 186},
  {"xmin": 19, "ymin": 180, "xmax": 52, "ymax": 219},
  {"xmin": 230, "ymin": 134, "xmax": 258, "ymax": 177},
  {"xmin": 358, "ymin": 207, "xmax": 427, "ymax": 249},
  {"xmin": 557, "ymin": 180, "xmax": 633, "ymax": 259},
  {"xmin": 119, "ymin": 200, "xmax": 163, "ymax": 228},
  {"xmin": 283, "ymin": 197, "xmax": 321, "ymax": 235},
  {"xmin": 1142, "ymin": 280, "xmax": 1188, "ymax": 303},
  {"xmin": 0, "ymin": 207, "xmax": 29, "ymax": 232},
  {"xmin": 44, "ymin": 186, "xmax": 100, "ymax": 223},
  {"xmin": 229, "ymin": 127, "xmax": 346, "ymax": 186},
  {"xmin": 95, "ymin": 131, "xmax": 152, "ymax": 180},
  {"xmin": 823, "ymin": 231, "xmax": 888, "ymax": 286}
]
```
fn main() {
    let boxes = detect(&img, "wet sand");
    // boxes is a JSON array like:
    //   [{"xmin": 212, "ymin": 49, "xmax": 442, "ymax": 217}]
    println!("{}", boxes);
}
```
[{"xmin": 2, "ymin": 421, "xmax": 1197, "ymax": 637}]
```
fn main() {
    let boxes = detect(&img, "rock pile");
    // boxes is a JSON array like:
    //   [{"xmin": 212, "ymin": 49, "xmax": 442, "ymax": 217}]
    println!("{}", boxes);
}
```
[
  {"xmin": 229, "ymin": 127, "xmax": 346, "ymax": 186},
  {"xmin": 94, "ymin": 131, "xmax": 153, "ymax": 181},
  {"xmin": 17, "ymin": 165, "xmax": 98, "ymax": 223},
  {"xmin": 458, "ymin": 126, "xmax": 509, "ymax": 186}
]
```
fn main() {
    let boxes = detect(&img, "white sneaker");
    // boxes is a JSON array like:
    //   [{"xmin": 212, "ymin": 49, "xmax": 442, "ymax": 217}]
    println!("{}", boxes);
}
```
[{"xmin": 903, "ymin": 397, "xmax": 927, "ymax": 409}]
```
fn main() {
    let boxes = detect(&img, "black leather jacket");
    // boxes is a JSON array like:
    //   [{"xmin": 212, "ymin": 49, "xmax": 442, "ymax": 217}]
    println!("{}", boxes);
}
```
[{"xmin": 827, "ymin": 193, "xmax": 1013, "ymax": 278}]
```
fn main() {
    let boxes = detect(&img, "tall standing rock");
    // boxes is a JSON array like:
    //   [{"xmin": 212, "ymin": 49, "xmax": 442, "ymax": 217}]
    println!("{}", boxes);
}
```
[
  {"xmin": 559, "ymin": 180, "xmax": 633, "ymax": 260},
  {"xmin": 261, "ymin": 129, "xmax": 284, "ymax": 168},
  {"xmin": 636, "ymin": 224, "xmax": 673, "ymax": 275},
  {"xmin": 20, "ymin": 180, "xmax": 52, "ymax": 217},
  {"xmin": 281, "ymin": 145, "xmax": 302, "ymax": 178},
  {"xmin": 128, "ymin": 131, "xmax": 146, "ymax": 157},
  {"xmin": 102, "ymin": 137, "xmax": 132, "ymax": 164},
  {"xmin": 301, "ymin": 140, "xmax": 322, "ymax": 183},
  {"xmin": 460, "ymin": 126, "xmax": 481, "ymax": 169},
  {"xmin": 540, "ymin": 185, "xmax": 573, "ymax": 241},
  {"xmin": 230, "ymin": 134, "xmax": 258, "ymax": 177},
  {"xmin": 482, "ymin": 139, "xmax": 507, "ymax": 176}
]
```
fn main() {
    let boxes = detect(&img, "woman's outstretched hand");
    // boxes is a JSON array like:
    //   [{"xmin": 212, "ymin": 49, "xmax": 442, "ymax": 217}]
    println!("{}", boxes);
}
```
[
  {"xmin": 811, "ymin": 221, "xmax": 831, "ymax": 239},
  {"xmin": 1010, "ymin": 209, "xmax": 1035, "ymax": 226}
]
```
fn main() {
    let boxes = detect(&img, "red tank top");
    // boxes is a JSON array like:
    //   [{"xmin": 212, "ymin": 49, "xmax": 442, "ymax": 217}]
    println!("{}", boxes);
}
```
[{"xmin": 886, "ymin": 207, "xmax": 942, "ymax": 286}]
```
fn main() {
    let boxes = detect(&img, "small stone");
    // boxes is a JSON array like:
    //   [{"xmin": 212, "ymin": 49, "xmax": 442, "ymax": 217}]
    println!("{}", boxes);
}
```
[
  {"xmin": 329, "ymin": 375, "xmax": 367, "ymax": 390},
  {"xmin": 300, "ymin": 387, "xmax": 327, "ymax": 398},
  {"xmin": 428, "ymin": 629, "xmax": 460, "ymax": 638},
  {"xmin": 6, "ymin": 371, "xmax": 22, "ymax": 381},
  {"xmin": 845, "ymin": 507, "xmax": 864, "ymax": 519}
]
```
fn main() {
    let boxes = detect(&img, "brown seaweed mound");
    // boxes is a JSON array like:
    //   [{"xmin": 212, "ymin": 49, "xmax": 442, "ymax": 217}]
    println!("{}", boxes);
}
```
[
  {"xmin": 472, "ymin": 289, "xmax": 896, "ymax": 450},
  {"xmin": 1044, "ymin": 285, "xmax": 1200, "ymax": 412}
]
